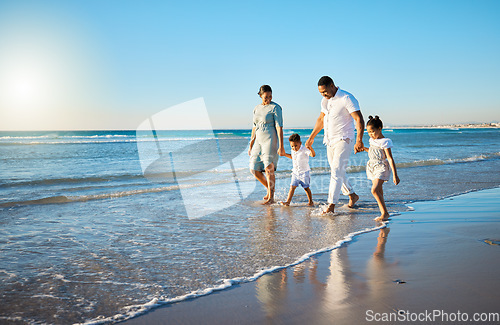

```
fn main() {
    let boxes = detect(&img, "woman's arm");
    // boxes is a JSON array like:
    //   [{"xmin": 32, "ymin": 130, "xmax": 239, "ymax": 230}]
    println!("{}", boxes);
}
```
[
  {"xmin": 384, "ymin": 148, "xmax": 400, "ymax": 185},
  {"xmin": 277, "ymin": 126, "xmax": 285, "ymax": 156},
  {"xmin": 248, "ymin": 127, "xmax": 256, "ymax": 156}
]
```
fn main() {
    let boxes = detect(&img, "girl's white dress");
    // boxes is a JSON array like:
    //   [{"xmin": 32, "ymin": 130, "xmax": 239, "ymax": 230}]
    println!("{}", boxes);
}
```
[{"xmin": 366, "ymin": 137, "xmax": 393, "ymax": 181}]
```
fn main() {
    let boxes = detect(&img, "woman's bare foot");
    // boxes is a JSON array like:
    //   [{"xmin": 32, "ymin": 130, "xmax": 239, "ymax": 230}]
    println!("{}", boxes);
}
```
[
  {"xmin": 307, "ymin": 201, "xmax": 314, "ymax": 206},
  {"xmin": 374, "ymin": 213, "xmax": 390, "ymax": 222},
  {"xmin": 322, "ymin": 203, "xmax": 335, "ymax": 214},
  {"xmin": 263, "ymin": 194, "xmax": 270, "ymax": 201},
  {"xmin": 348, "ymin": 193, "xmax": 359, "ymax": 208},
  {"xmin": 262, "ymin": 197, "xmax": 275, "ymax": 205},
  {"xmin": 279, "ymin": 201, "xmax": 290, "ymax": 206}
]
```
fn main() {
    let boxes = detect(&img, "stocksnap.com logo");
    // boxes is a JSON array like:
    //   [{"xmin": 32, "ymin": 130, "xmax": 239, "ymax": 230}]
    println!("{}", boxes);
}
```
[{"xmin": 136, "ymin": 98, "xmax": 256, "ymax": 219}]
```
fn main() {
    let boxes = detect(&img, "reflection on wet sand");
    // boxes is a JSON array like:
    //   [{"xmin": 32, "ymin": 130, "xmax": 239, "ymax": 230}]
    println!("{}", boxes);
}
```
[
  {"xmin": 256, "ymin": 269, "xmax": 288, "ymax": 321},
  {"xmin": 254, "ymin": 225, "xmax": 396, "ymax": 323},
  {"xmin": 366, "ymin": 227, "xmax": 396, "ymax": 311}
]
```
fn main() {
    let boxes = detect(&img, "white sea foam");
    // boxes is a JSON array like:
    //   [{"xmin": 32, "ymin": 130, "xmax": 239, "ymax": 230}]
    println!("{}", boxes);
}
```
[{"xmin": 77, "ymin": 222, "xmax": 388, "ymax": 325}]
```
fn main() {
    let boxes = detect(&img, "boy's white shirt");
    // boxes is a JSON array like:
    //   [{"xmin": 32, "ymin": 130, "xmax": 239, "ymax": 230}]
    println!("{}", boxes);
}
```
[{"xmin": 291, "ymin": 145, "xmax": 311, "ymax": 175}]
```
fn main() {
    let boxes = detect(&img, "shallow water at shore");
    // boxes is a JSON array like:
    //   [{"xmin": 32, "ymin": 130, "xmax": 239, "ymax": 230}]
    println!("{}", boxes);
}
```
[{"xmin": 0, "ymin": 128, "xmax": 499, "ymax": 324}]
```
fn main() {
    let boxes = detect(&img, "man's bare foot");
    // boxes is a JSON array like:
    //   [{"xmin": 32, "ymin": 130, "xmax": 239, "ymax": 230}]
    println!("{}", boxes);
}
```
[
  {"xmin": 279, "ymin": 201, "xmax": 290, "ymax": 206},
  {"xmin": 348, "ymin": 193, "xmax": 359, "ymax": 208},
  {"xmin": 307, "ymin": 201, "xmax": 314, "ymax": 206},
  {"xmin": 322, "ymin": 203, "xmax": 335, "ymax": 214},
  {"xmin": 374, "ymin": 213, "xmax": 390, "ymax": 222}
]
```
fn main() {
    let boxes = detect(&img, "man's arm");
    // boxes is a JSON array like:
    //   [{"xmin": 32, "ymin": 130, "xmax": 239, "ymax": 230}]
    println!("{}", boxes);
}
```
[
  {"xmin": 305, "ymin": 112, "xmax": 325, "ymax": 149},
  {"xmin": 351, "ymin": 111, "xmax": 364, "ymax": 154}
]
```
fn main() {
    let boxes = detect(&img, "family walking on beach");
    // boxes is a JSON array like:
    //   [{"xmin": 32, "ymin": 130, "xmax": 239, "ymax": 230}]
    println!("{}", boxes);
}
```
[{"xmin": 248, "ymin": 76, "xmax": 400, "ymax": 221}]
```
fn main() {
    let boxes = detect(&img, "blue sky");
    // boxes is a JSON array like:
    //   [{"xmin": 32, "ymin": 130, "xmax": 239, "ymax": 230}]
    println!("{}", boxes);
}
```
[{"xmin": 0, "ymin": 0, "xmax": 499, "ymax": 130}]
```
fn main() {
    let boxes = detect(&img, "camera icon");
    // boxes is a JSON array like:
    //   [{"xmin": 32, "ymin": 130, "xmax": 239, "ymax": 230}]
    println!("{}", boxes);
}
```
[{"xmin": 136, "ymin": 98, "xmax": 256, "ymax": 219}]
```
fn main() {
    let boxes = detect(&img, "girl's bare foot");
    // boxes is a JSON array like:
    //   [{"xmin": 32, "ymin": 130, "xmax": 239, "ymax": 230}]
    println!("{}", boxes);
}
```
[
  {"xmin": 279, "ymin": 201, "xmax": 290, "ymax": 206},
  {"xmin": 322, "ymin": 204, "xmax": 335, "ymax": 214},
  {"xmin": 374, "ymin": 213, "xmax": 390, "ymax": 222},
  {"xmin": 348, "ymin": 193, "xmax": 359, "ymax": 208}
]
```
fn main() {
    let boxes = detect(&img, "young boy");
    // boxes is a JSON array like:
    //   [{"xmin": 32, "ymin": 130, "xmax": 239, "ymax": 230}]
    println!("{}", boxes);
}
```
[{"xmin": 280, "ymin": 133, "xmax": 316, "ymax": 206}]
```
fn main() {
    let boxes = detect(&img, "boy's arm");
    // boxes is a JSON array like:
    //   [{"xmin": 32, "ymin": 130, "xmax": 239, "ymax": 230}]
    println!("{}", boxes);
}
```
[
  {"xmin": 283, "ymin": 152, "xmax": 292, "ymax": 159},
  {"xmin": 384, "ymin": 148, "xmax": 400, "ymax": 185},
  {"xmin": 309, "ymin": 146, "xmax": 316, "ymax": 157}
]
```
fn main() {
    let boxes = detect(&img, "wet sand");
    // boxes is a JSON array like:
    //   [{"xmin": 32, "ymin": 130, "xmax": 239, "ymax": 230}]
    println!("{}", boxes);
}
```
[{"xmin": 123, "ymin": 187, "xmax": 500, "ymax": 324}]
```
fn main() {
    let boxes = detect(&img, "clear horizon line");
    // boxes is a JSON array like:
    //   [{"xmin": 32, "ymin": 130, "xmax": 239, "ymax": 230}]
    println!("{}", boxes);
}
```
[{"xmin": 1, "ymin": 122, "xmax": 499, "ymax": 133}]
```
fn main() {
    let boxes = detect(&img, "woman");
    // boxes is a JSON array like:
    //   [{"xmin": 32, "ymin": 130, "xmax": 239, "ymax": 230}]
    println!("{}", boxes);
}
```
[{"xmin": 248, "ymin": 85, "xmax": 285, "ymax": 204}]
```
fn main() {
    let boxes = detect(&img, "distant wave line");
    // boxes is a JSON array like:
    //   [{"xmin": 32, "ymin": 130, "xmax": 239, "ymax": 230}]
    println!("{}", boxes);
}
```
[
  {"xmin": 0, "ymin": 137, "xmax": 251, "ymax": 146},
  {"xmin": 3, "ymin": 153, "xmax": 498, "ymax": 189}
]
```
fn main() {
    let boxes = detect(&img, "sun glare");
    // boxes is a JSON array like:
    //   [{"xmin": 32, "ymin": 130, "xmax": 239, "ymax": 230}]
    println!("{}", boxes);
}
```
[
  {"xmin": 0, "ymin": 63, "xmax": 52, "ymax": 118},
  {"xmin": 9, "ymin": 71, "xmax": 46, "ymax": 105}
]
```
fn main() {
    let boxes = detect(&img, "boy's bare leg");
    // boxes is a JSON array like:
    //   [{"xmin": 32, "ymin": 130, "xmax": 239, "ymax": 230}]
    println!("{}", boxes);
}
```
[
  {"xmin": 262, "ymin": 163, "xmax": 275, "ymax": 205},
  {"xmin": 371, "ymin": 179, "xmax": 390, "ymax": 221},
  {"xmin": 251, "ymin": 170, "xmax": 269, "ymax": 200},
  {"xmin": 347, "ymin": 192, "xmax": 359, "ymax": 208},
  {"xmin": 304, "ymin": 187, "xmax": 314, "ymax": 206},
  {"xmin": 280, "ymin": 186, "xmax": 296, "ymax": 206}
]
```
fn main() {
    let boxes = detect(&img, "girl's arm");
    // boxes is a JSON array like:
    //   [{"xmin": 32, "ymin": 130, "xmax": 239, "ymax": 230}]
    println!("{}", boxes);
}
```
[
  {"xmin": 309, "ymin": 146, "xmax": 316, "ymax": 157},
  {"xmin": 277, "ymin": 126, "xmax": 285, "ymax": 156},
  {"xmin": 384, "ymin": 148, "xmax": 400, "ymax": 185},
  {"xmin": 248, "ymin": 127, "xmax": 256, "ymax": 156}
]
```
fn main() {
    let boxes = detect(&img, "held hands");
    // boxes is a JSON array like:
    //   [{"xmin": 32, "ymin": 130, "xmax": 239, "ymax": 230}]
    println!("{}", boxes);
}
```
[
  {"xmin": 305, "ymin": 137, "xmax": 314, "ymax": 150},
  {"xmin": 354, "ymin": 141, "xmax": 364, "ymax": 154},
  {"xmin": 278, "ymin": 146, "xmax": 286, "ymax": 157}
]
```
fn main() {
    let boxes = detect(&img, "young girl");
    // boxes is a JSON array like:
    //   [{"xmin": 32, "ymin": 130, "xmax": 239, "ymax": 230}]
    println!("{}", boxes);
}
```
[{"xmin": 363, "ymin": 116, "xmax": 400, "ymax": 221}]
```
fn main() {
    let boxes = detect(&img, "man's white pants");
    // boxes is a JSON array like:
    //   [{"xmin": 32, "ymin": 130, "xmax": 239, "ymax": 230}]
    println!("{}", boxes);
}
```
[{"xmin": 327, "ymin": 139, "xmax": 354, "ymax": 204}]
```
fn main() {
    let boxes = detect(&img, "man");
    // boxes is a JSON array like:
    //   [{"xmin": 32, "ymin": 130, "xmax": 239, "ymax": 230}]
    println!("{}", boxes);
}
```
[{"xmin": 305, "ymin": 76, "xmax": 364, "ymax": 214}]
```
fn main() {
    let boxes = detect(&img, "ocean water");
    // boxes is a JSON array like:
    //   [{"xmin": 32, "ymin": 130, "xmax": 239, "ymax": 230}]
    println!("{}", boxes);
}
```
[{"xmin": 1, "ymin": 128, "xmax": 499, "ymax": 324}]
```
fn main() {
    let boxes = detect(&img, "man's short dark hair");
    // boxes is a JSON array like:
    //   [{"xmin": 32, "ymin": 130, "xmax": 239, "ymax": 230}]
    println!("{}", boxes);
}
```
[
  {"xmin": 289, "ymin": 133, "xmax": 301, "ymax": 143},
  {"xmin": 318, "ymin": 76, "xmax": 334, "ymax": 87},
  {"xmin": 258, "ymin": 85, "xmax": 272, "ymax": 96}
]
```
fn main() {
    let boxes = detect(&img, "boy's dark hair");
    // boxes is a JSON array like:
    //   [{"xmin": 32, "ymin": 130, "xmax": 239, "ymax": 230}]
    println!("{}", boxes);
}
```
[
  {"xmin": 289, "ymin": 133, "xmax": 301, "ymax": 143},
  {"xmin": 258, "ymin": 85, "xmax": 272, "ymax": 96},
  {"xmin": 318, "ymin": 76, "xmax": 334, "ymax": 87},
  {"xmin": 367, "ymin": 115, "xmax": 383, "ymax": 129}
]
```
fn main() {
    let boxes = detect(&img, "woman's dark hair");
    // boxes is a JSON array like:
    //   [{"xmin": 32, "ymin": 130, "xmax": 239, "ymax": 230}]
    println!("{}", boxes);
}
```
[
  {"xmin": 367, "ymin": 115, "xmax": 383, "ymax": 129},
  {"xmin": 289, "ymin": 133, "xmax": 301, "ymax": 143},
  {"xmin": 318, "ymin": 76, "xmax": 334, "ymax": 87},
  {"xmin": 258, "ymin": 85, "xmax": 272, "ymax": 96}
]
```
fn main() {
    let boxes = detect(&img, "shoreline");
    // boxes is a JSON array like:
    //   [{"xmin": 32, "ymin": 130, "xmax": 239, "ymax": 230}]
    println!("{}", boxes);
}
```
[{"xmin": 119, "ymin": 187, "xmax": 500, "ymax": 325}]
